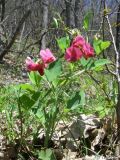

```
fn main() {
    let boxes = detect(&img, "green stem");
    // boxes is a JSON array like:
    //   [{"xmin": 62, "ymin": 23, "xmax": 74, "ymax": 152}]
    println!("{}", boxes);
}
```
[
  {"xmin": 43, "ymin": 108, "xmax": 50, "ymax": 148},
  {"xmin": 50, "ymin": 107, "xmax": 59, "ymax": 140},
  {"xmin": 44, "ymin": 127, "xmax": 50, "ymax": 148},
  {"xmin": 18, "ymin": 105, "xmax": 23, "ymax": 142},
  {"xmin": 17, "ymin": 91, "xmax": 23, "ymax": 144}
]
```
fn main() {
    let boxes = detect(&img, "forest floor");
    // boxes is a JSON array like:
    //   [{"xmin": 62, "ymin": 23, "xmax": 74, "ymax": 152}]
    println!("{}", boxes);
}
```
[{"xmin": 0, "ymin": 53, "xmax": 28, "ymax": 85}]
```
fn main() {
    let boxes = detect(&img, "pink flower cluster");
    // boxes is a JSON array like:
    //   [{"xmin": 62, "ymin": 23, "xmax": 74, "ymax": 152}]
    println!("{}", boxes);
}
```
[
  {"xmin": 65, "ymin": 35, "xmax": 94, "ymax": 62},
  {"xmin": 25, "ymin": 36, "xmax": 94, "ymax": 76},
  {"xmin": 26, "ymin": 49, "xmax": 56, "ymax": 76}
]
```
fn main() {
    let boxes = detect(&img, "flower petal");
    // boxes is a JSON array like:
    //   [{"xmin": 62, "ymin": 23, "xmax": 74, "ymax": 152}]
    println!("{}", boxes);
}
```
[
  {"xmin": 83, "ymin": 43, "xmax": 94, "ymax": 59},
  {"xmin": 25, "ymin": 57, "xmax": 45, "ymax": 76},
  {"xmin": 65, "ymin": 46, "xmax": 83, "ymax": 62},
  {"xmin": 26, "ymin": 57, "xmax": 39, "ymax": 71},
  {"xmin": 40, "ymin": 49, "xmax": 56, "ymax": 64},
  {"xmin": 72, "ymin": 35, "xmax": 85, "ymax": 47}
]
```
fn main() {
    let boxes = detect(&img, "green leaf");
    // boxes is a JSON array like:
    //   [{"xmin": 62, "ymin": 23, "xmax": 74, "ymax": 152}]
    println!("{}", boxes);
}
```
[
  {"xmin": 38, "ymin": 149, "xmax": 55, "ymax": 160},
  {"xmin": 28, "ymin": 71, "xmax": 42, "ymax": 86},
  {"xmin": 80, "ymin": 58, "xmax": 95, "ymax": 70},
  {"xmin": 67, "ymin": 91, "xmax": 85, "ymax": 110},
  {"xmin": 101, "ymin": 41, "xmax": 111, "ymax": 50},
  {"xmin": 80, "ymin": 57, "xmax": 90, "ymax": 67},
  {"xmin": 83, "ymin": 11, "xmax": 93, "ymax": 30},
  {"xmin": 80, "ymin": 90, "xmax": 86, "ymax": 106},
  {"xmin": 53, "ymin": 17, "xmax": 59, "ymax": 28},
  {"xmin": 91, "ymin": 59, "xmax": 111, "ymax": 71},
  {"xmin": 19, "ymin": 83, "xmax": 34, "ymax": 91},
  {"xmin": 93, "ymin": 39, "xmax": 111, "ymax": 55},
  {"xmin": 35, "ymin": 109, "xmax": 45, "ymax": 124},
  {"xmin": 45, "ymin": 60, "xmax": 62, "ymax": 84},
  {"xmin": 94, "ymin": 59, "xmax": 111, "ymax": 66},
  {"xmin": 19, "ymin": 94, "xmax": 34, "ymax": 109},
  {"xmin": 19, "ymin": 91, "xmax": 41, "ymax": 110},
  {"xmin": 93, "ymin": 39, "xmax": 102, "ymax": 55},
  {"xmin": 57, "ymin": 36, "xmax": 70, "ymax": 52},
  {"xmin": 80, "ymin": 57, "xmax": 93, "ymax": 67}
]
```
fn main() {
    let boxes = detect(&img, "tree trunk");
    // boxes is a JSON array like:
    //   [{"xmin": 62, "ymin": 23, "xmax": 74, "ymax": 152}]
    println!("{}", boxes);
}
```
[
  {"xmin": 0, "ymin": 0, "xmax": 5, "ymax": 21},
  {"xmin": 115, "ymin": 5, "xmax": 120, "ymax": 157},
  {"xmin": 116, "ymin": 84, "xmax": 120, "ymax": 137},
  {"xmin": 41, "ymin": 0, "xmax": 49, "ymax": 49},
  {"xmin": 0, "ymin": 0, "xmax": 5, "ymax": 60},
  {"xmin": 74, "ymin": 0, "xmax": 80, "ymax": 28},
  {"xmin": 116, "ymin": 4, "xmax": 120, "ymax": 139},
  {"xmin": 65, "ymin": 0, "xmax": 75, "ymax": 28},
  {"xmin": 115, "ymin": 83, "xmax": 120, "ymax": 158}
]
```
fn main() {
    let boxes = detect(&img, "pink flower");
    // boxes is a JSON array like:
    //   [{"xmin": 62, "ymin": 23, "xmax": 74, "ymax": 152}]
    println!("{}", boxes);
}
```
[
  {"xmin": 25, "ymin": 57, "xmax": 44, "ymax": 76},
  {"xmin": 72, "ymin": 35, "xmax": 86, "ymax": 47},
  {"xmin": 65, "ymin": 35, "xmax": 94, "ymax": 62},
  {"xmin": 65, "ymin": 46, "xmax": 83, "ymax": 62},
  {"xmin": 83, "ymin": 43, "xmax": 94, "ymax": 59},
  {"xmin": 25, "ymin": 49, "xmax": 56, "ymax": 76},
  {"xmin": 40, "ymin": 49, "xmax": 56, "ymax": 64}
]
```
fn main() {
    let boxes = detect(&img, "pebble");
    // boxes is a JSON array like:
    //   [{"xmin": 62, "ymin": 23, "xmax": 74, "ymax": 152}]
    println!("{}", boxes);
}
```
[{"xmin": 0, "ymin": 152, "xmax": 4, "ymax": 158}]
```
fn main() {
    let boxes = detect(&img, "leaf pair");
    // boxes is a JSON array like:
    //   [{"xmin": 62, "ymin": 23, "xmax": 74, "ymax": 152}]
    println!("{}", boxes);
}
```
[{"xmin": 93, "ymin": 39, "xmax": 111, "ymax": 55}]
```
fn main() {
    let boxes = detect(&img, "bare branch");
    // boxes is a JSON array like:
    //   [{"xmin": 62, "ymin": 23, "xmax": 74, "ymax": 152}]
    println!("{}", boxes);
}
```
[{"xmin": 106, "ymin": 15, "xmax": 120, "ymax": 81}]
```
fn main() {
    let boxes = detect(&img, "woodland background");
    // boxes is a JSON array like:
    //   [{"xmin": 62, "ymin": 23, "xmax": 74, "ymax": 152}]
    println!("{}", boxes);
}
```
[{"xmin": 0, "ymin": 0, "xmax": 119, "ymax": 60}]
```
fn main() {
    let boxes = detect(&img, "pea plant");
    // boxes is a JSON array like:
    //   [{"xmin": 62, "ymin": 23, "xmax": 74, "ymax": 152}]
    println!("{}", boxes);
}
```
[
  {"xmin": 3, "ymin": 31, "xmax": 112, "ymax": 159},
  {"xmin": 24, "ymin": 34, "xmax": 110, "ymax": 133}
]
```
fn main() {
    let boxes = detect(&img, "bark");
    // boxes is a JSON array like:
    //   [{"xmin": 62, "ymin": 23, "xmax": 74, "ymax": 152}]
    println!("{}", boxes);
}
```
[
  {"xmin": 74, "ymin": 0, "xmax": 79, "ymax": 28},
  {"xmin": 0, "ymin": 0, "xmax": 5, "ymax": 53},
  {"xmin": 65, "ymin": 0, "xmax": 75, "ymax": 28},
  {"xmin": 0, "ymin": 0, "xmax": 5, "ymax": 21},
  {"xmin": 116, "ymin": 82, "xmax": 120, "ymax": 157},
  {"xmin": 116, "ymin": 84, "xmax": 120, "ymax": 136},
  {"xmin": 41, "ymin": 0, "xmax": 49, "ymax": 49},
  {"xmin": 116, "ymin": 4, "xmax": 120, "ymax": 140}
]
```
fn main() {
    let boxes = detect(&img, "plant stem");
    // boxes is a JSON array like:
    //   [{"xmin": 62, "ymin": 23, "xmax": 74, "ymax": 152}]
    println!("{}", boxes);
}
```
[{"xmin": 17, "ymin": 90, "xmax": 23, "ymax": 144}]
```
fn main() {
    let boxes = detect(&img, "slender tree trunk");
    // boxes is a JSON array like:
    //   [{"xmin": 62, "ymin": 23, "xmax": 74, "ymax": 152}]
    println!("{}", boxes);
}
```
[
  {"xmin": 116, "ymin": 83, "xmax": 120, "ymax": 157},
  {"xmin": 65, "ymin": 0, "xmax": 75, "ymax": 28},
  {"xmin": 74, "ymin": 0, "xmax": 79, "ymax": 28},
  {"xmin": 65, "ymin": 0, "xmax": 72, "ymax": 27},
  {"xmin": 115, "ymin": 5, "xmax": 120, "ymax": 158},
  {"xmin": 116, "ymin": 84, "xmax": 120, "ymax": 136},
  {"xmin": 116, "ymin": 4, "xmax": 120, "ymax": 139},
  {"xmin": 41, "ymin": 0, "xmax": 49, "ymax": 49},
  {"xmin": 0, "ymin": 0, "xmax": 5, "ymax": 60},
  {"xmin": 0, "ymin": 0, "xmax": 5, "ymax": 21}
]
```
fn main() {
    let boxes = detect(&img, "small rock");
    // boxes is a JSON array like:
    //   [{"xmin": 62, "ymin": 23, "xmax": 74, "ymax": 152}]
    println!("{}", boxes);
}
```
[
  {"xmin": 0, "ymin": 152, "xmax": 4, "ymax": 158},
  {"xmin": 84, "ymin": 155, "xmax": 106, "ymax": 160}
]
